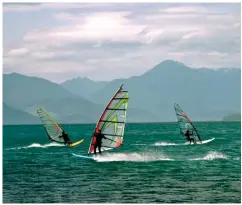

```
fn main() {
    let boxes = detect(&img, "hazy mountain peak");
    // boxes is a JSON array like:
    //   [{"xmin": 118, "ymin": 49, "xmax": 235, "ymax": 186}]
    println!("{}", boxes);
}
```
[
  {"xmin": 159, "ymin": 60, "xmax": 185, "ymax": 66},
  {"xmin": 144, "ymin": 60, "xmax": 190, "ymax": 76},
  {"xmin": 61, "ymin": 76, "xmax": 108, "ymax": 99},
  {"xmin": 63, "ymin": 76, "xmax": 93, "ymax": 84}
]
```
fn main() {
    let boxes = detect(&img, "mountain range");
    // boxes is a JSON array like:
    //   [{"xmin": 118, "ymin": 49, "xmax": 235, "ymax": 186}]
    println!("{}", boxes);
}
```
[
  {"xmin": 222, "ymin": 113, "xmax": 241, "ymax": 121},
  {"xmin": 3, "ymin": 103, "xmax": 39, "ymax": 125},
  {"xmin": 3, "ymin": 60, "xmax": 241, "ymax": 124}
]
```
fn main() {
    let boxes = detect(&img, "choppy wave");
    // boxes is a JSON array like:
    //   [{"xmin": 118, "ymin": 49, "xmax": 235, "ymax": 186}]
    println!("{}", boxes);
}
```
[
  {"xmin": 131, "ymin": 144, "xmax": 147, "ymax": 146},
  {"xmin": 6, "ymin": 142, "xmax": 65, "ymax": 150},
  {"xmin": 191, "ymin": 151, "xmax": 228, "ymax": 161},
  {"xmin": 154, "ymin": 141, "xmax": 179, "ymax": 146}
]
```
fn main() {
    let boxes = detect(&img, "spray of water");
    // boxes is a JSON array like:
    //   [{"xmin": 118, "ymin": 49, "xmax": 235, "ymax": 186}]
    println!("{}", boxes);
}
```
[{"xmin": 6, "ymin": 142, "xmax": 65, "ymax": 150}]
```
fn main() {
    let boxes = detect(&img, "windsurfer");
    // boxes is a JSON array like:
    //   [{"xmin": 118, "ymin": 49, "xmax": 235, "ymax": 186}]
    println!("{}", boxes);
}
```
[
  {"xmin": 94, "ymin": 129, "xmax": 106, "ymax": 155},
  {"xmin": 59, "ymin": 131, "xmax": 72, "ymax": 145},
  {"xmin": 184, "ymin": 130, "xmax": 195, "ymax": 144},
  {"xmin": 184, "ymin": 124, "xmax": 195, "ymax": 144}
]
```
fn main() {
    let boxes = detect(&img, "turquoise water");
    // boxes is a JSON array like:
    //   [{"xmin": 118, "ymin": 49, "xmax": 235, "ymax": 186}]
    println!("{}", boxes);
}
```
[{"xmin": 3, "ymin": 122, "xmax": 241, "ymax": 203}]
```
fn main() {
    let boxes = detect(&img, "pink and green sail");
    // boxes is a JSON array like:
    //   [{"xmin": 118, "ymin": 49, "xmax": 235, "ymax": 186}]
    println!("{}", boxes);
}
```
[{"xmin": 174, "ymin": 103, "xmax": 202, "ymax": 142}]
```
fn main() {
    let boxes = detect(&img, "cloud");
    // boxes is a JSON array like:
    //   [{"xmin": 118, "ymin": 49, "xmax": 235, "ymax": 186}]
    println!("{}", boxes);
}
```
[
  {"xmin": 7, "ymin": 48, "xmax": 29, "ymax": 57},
  {"xmin": 161, "ymin": 5, "xmax": 208, "ymax": 13},
  {"xmin": 24, "ymin": 11, "xmax": 146, "ymax": 46},
  {"xmin": 204, "ymin": 51, "xmax": 228, "ymax": 57},
  {"xmin": 182, "ymin": 31, "xmax": 205, "ymax": 40},
  {"xmin": 3, "ymin": 3, "xmax": 241, "ymax": 83},
  {"xmin": 3, "ymin": 3, "xmax": 111, "ymax": 12},
  {"xmin": 31, "ymin": 51, "xmax": 56, "ymax": 59}
]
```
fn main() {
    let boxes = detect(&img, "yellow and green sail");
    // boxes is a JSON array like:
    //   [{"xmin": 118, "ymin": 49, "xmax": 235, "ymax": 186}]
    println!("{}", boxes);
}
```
[{"xmin": 88, "ymin": 85, "xmax": 129, "ymax": 154}]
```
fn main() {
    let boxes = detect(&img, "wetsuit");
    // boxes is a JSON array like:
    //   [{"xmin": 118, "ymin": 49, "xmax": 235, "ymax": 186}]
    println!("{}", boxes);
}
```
[
  {"xmin": 60, "ymin": 133, "xmax": 72, "ymax": 145},
  {"xmin": 94, "ymin": 132, "xmax": 106, "ymax": 154},
  {"xmin": 184, "ymin": 130, "xmax": 195, "ymax": 144}
]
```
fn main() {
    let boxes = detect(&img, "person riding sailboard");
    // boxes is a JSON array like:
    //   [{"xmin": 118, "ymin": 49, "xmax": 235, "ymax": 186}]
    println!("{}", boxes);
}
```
[
  {"xmin": 174, "ymin": 103, "xmax": 202, "ymax": 144},
  {"xmin": 93, "ymin": 129, "xmax": 107, "ymax": 155},
  {"xmin": 59, "ymin": 131, "xmax": 72, "ymax": 146},
  {"xmin": 37, "ymin": 108, "xmax": 84, "ymax": 147},
  {"xmin": 87, "ymin": 84, "xmax": 129, "ymax": 156},
  {"xmin": 184, "ymin": 123, "xmax": 196, "ymax": 144}
]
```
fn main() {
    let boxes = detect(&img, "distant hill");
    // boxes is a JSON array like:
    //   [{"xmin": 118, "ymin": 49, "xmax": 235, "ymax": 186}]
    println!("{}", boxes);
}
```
[
  {"xmin": 61, "ymin": 77, "xmax": 108, "ymax": 99},
  {"xmin": 25, "ymin": 97, "xmax": 101, "ymax": 123},
  {"xmin": 3, "ymin": 73, "xmax": 158, "ymax": 124},
  {"xmin": 222, "ymin": 113, "xmax": 241, "ymax": 121},
  {"xmin": 3, "ymin": 73, "xmax": 103, "ymax": 124},
  {"xmin": 3, "ymin": 73, "xmax": 74, "ymax": 109},
  {"xmin": 3, "ymin": 60, "xmax": 241, "ymax": 124},
  {"xmin": 89, "ymin": 60, "xmax": 241, "ymax": 121},
  {"xmin": 3, "ymin": 103, "xmax": 39, "ymax": 125}
]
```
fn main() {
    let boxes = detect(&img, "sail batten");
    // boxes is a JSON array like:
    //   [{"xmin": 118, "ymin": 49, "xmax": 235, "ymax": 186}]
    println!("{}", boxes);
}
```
[
  {"xmin": 88, "ymin": 85, "xmax": 129, "ymax": 154},
  {"xmin": 101, "ymin": 120, "xmax": 125, "ymax": 123},
  {"xmin": 174, "ymin": 103, "xmax": 202, "ymax": 142},
  {"xmin": 113, "ymin": 98, "xmax": 129, "ymax": 100}
]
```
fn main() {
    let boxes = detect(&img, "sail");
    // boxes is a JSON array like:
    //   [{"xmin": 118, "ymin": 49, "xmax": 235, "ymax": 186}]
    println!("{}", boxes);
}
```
[
  {"xmin": 174, "ymin": 103, "xmax": 202, "ymax": 142},
  {"xmin": 37, "ymin": 108, "xmax": 65, "ymax": 143},
  {"xmin": 88, "ymin": 85, "xmax": 129, "ymax": 154}
]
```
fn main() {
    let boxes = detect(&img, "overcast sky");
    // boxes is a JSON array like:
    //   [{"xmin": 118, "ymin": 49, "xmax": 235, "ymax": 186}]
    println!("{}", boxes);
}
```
[{"xmin": 3, "ymin": 3, "xmax": 241, "ymax": 83}]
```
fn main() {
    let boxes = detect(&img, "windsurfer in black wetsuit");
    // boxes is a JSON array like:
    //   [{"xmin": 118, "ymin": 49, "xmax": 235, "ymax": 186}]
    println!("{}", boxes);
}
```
[
  {"xmin": 59, "ymin": 131, "xmax": 72, "ymax": 146},
  {"xmin": 94, "ymin": 129, "xmax": 106, "ymax": 155},
  {"xmin": 184, "ymin": 123, "xmax": 195, "ymax": 144}
]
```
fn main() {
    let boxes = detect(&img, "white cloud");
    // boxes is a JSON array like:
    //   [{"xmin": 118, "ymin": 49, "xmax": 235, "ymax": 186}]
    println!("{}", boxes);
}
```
[
  {"xmin": 24, "ymin": 11, "xmax": 146, "ymax": 46},
  {"xmin": 161, "ymin": 5, "xmax": 208, "ymax": 13},
  {"xmin": 8, "ymin": 48, "xmax": 29, "ymax": 57},
  {"xmin": 53, "ymin": 12, "xmax": 77, "ymax": 21},
  {"xmin": 204, "ymin": 51, "xmax": 228, "ymax": 57},
  {"xmin": 30, "ymin": 50, "xmax": 74, "ymax": 60},
  {"xmin": 182, "ymin": 31, "xmax": 205, "ymax": 40},
  {"xmin": 142, "ymin": 28, "xmax": 164, "ymax": 44},
  {"xmin": 3, "ymin": 3, "xmax": 111, "ymax": 12},
  {"xmin": 31, "ymin": 51, "xmax": 56, "ymax": 59},
  {"xmin": 3, "ymin": 3, "xmax": 241, "ymax": 82}
]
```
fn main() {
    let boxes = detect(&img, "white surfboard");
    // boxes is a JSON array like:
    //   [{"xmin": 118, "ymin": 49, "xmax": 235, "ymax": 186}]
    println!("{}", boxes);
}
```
[{"xmin": 185, "ymin": 138, "xmax": 215, "ymax": 145}]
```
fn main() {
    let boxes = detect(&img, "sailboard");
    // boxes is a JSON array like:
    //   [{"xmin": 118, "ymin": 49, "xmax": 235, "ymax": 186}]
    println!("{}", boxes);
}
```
[
  {"xmin": 185, "ymin": 137, "xmax": 215, "ymax": 145},
  {"xmin": 69, "ymin": 139, "xmax": 84, "ymax": 147},
  {"xmin": 72, "ymin": 153, "xmax": 95, "ymax": 161},
  {"xmin": 37, "ymin": 108, "xmax": 84, "ymax": 147},
  {"xmin": 174, "ymin": 103, "xmax": 203, "ymax": 144},
  {"xmin": 88, "ymin": 84, "xmax": 129, "ymax": 155}
]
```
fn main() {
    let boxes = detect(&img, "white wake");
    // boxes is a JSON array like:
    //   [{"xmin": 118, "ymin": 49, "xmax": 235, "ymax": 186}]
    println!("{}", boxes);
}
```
[
  {"xmin": 154, "ymin": 141, "xmax": 179, "ymax": 146},
  {"xmin": 94, "ymin": 152, "xmax": 173, "ymax": 162},
  {"xmin": 6, "ymin": 142, "xmax": 65, "ymax": 150},
  {"xmin": 155, "ymin": 138, "xmax": 215, "ymax": 146}
]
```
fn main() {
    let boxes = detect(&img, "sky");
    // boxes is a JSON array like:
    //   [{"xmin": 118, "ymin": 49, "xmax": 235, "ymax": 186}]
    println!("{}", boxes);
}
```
[{"xmin": 3, "ymin": 3, "xmax": 241, "ymax": 83}]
